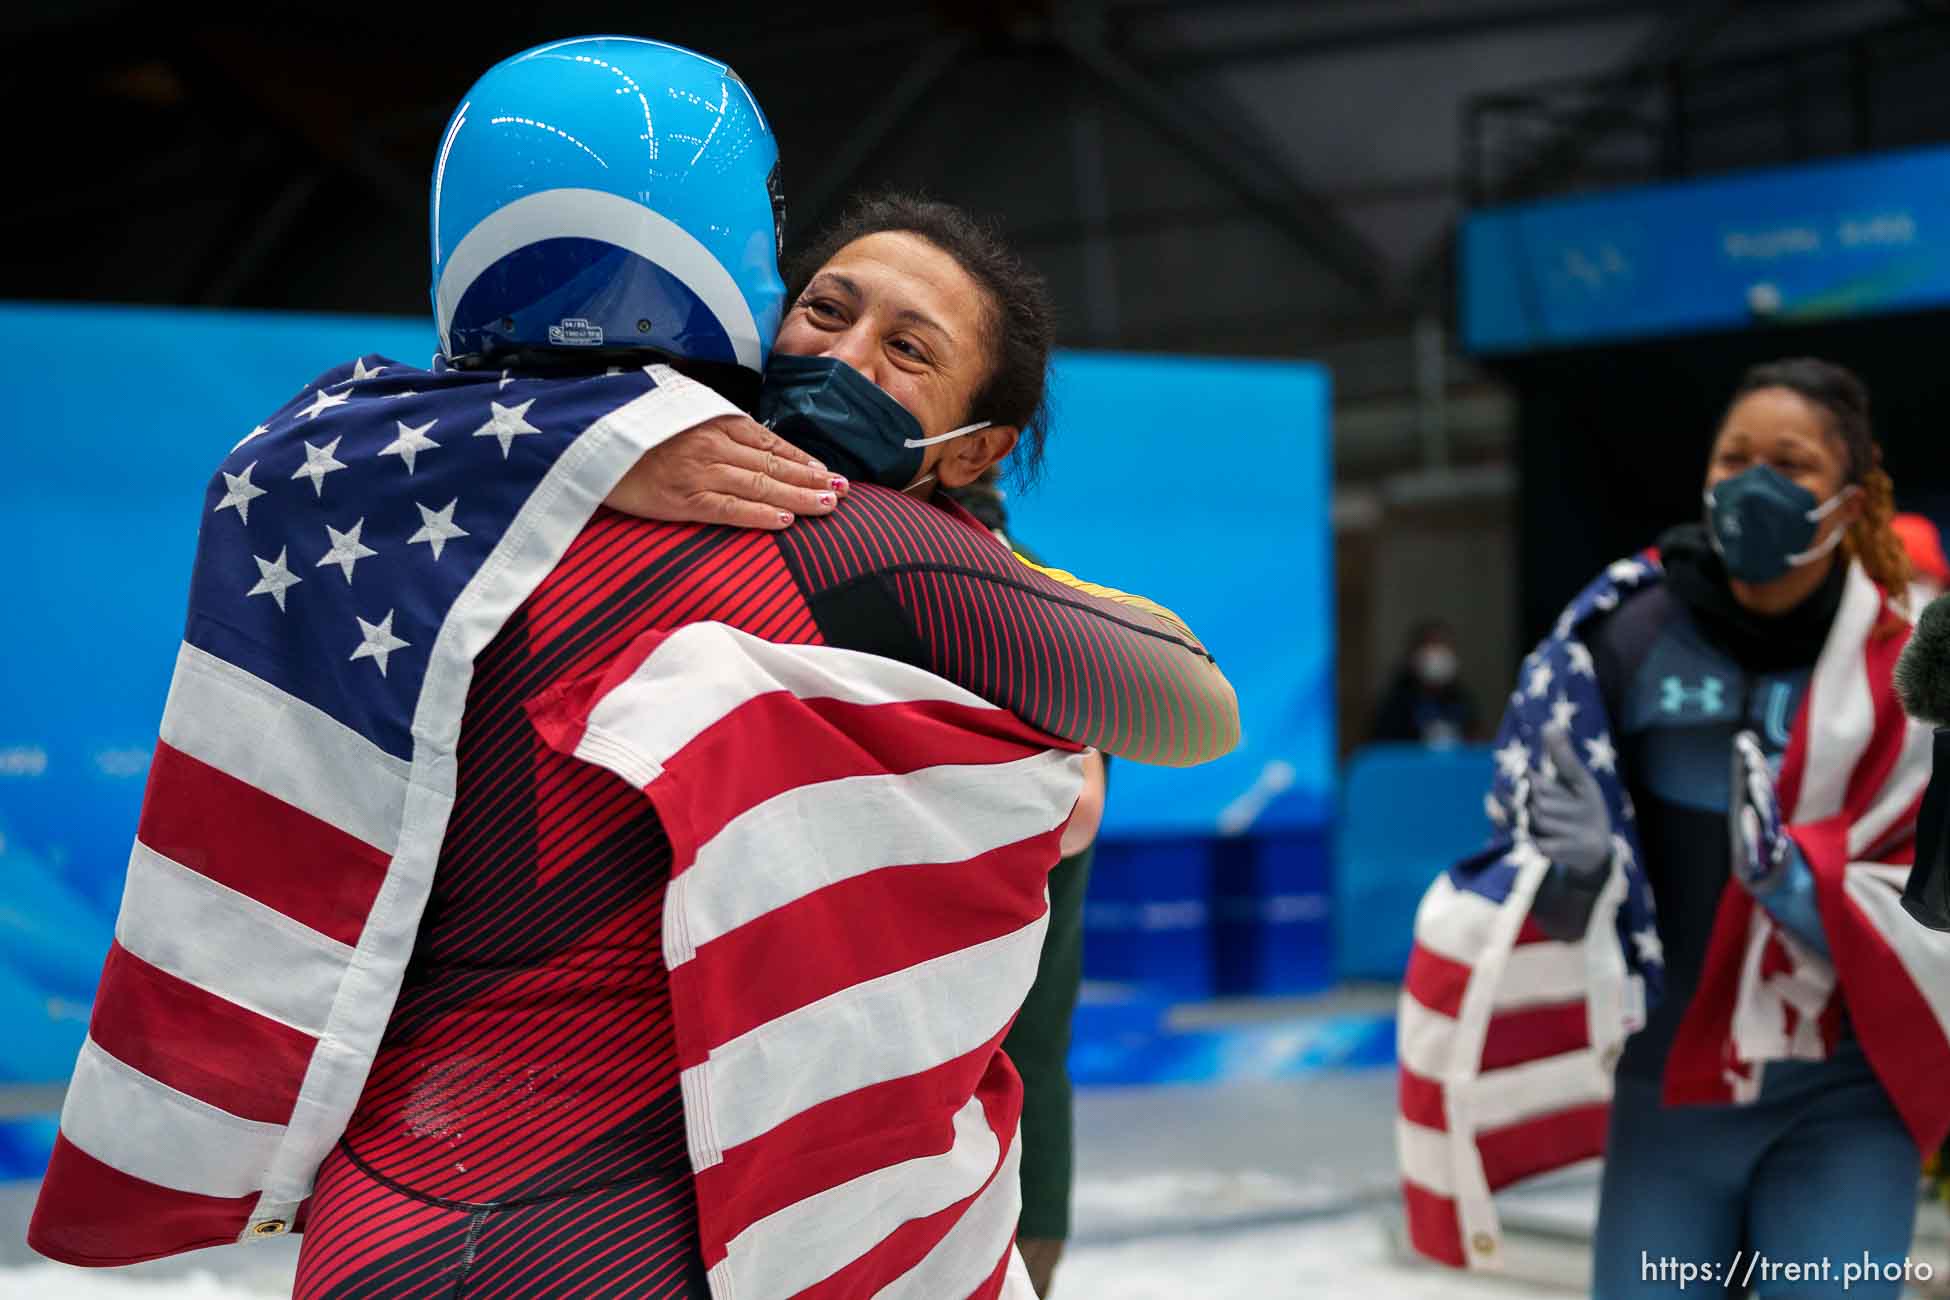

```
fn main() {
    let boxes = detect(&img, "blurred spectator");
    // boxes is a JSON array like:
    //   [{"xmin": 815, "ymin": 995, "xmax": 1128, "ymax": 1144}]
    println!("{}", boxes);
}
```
[
  {"xmin": 1368, "ymin": 620, "xmax": 1479, "ymax": 748},
  {"xmin": 1892, "ymin": 511, "xmax": 1949, "ymax": 607}
]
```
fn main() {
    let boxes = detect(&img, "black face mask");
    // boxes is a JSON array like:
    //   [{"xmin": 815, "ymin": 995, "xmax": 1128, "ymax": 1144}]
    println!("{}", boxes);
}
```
[{"xmin": 756, "ymin": 353, "xmax": 988, "ymax": 490}]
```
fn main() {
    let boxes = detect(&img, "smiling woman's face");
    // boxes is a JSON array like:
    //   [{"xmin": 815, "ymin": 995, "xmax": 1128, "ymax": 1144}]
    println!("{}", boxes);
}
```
[{"xmin": 773, "ymin": 231, "xmax": 994, "ymax": 445}]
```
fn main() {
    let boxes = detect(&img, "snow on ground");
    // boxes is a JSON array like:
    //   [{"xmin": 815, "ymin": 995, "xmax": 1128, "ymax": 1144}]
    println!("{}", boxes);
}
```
[{"xmin": 0, "ymin": 1210, "xmax": 1541, "ymax": 1300}]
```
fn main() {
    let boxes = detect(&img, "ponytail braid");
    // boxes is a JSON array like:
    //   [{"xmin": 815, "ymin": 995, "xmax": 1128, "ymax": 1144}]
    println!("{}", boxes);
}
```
[{"xmin": 1845, "ymin": 455, "xmax": 1912, "ymax": 612}]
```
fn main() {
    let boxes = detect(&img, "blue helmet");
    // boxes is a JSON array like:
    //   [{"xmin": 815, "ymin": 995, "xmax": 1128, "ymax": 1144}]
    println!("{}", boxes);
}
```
[{"xmin": 430, "ymin": 36, "xmax": 785, "ymax": 377}]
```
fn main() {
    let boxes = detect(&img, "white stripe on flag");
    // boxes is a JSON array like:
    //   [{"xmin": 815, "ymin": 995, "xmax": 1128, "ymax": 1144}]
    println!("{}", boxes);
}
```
[
  {"xmin": 1468, "ymin": 1050, "xmax": 1610, "ymax": 1133},
  {"xmin": 61, "ymin": 1037, "xmax": 284, "ymax": 1199},
  {"xmin": 1396, "ymin": 1118, "xmax": 1454, "ymax": 1198},
  {"xmin": 117, "ymin": 841, "xmax": 353, "ymax": 1035},
  {"xmin": 684, "ymin": 914, "xmax": 1048, "ymax": 1169},
  {"xmin": 1410, "ymin": 874, "xmax": 1505, "ymax": 969},
  {"xmin": 1792, "ymin": 565, "xmax": 1881, "ymax": 824},
  {"xmin": 1844, "ymin": 862, "xmax": 1950, "ymax": 1045},
  {"xmin": 711, "ymin": 1097, "xmax": 1003, "ymax": 1300},
  {"xmin": 1493, "ymin": 943, "xmax": 1587, "ymax": 1011},
  {"xmin": 583, "ymin": 622, "xmax": 1003, "ymax": 771},
  {"xmin": 666, "ymin": 752, "xmax": 1081, "ymax": 967},
  {"xmin": 162, "ymin": 642, "xmax": 410, "ymax": 855},
  {"xmin": 1848, "ymin": 717, "xmax": 1933, "ymax": 858},
  {"xmin": 872, "ymin": 1122, "xmax": 1023, "ymax": 1300},
  {"xmin": 1397, "ymin": 985, "xmax": 1461, "ymax": 1082}
]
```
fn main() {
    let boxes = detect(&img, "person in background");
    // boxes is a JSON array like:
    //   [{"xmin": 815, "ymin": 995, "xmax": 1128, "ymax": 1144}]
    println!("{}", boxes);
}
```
[
  {"xmin": 945, "ymin": 468, "xmax": 1107, "ymax": 1298},
  {"xmin": 1892, "ymin": 511, "xmax": 1948, "ymax": 607},
  {"xmin": 1368, "ymin": 619, "xmax": 1479, "ymax": 747},
  {"xmin": 1517, "ymin": 358, "xmax": 1946, "ymax": 1297}
]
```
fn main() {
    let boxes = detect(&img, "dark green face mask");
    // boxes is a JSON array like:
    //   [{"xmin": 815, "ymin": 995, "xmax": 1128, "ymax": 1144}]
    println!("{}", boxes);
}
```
[
  {"xmin": 1703, "ymin": 464, "xmax": 1856, "ymax": 584},
  {"xmin": 756, "ymin": 353, "xmax": 988, "ymax": 490}
]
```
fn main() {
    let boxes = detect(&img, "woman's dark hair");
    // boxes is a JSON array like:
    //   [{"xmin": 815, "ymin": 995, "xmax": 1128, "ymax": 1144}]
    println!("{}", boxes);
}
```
[
  {"xmin": 787, "ymin": 192, "xmax": 1056, "ymax": 486},
  {"xmin": 1730, "ymin": 357, "xmax": 1910, "ymax": 601}
]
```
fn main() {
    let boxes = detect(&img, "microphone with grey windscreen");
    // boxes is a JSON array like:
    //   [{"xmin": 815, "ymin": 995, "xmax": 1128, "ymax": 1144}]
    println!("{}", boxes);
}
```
[{"xmin": 1894, "ymin": 595, "xmax": 1950, "ymax": 929}]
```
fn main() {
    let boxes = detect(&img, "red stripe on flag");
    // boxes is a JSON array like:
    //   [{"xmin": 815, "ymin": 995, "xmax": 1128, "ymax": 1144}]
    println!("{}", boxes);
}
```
[
  {"xmin": 672, "ymin": 839, "xmax": 1056, "ymax": 1055},
  {"xmin": 1477, "ymin": 1102, "xmax": 1608, "ymax": 1191},
  {"xmin": 1479, "ymin": 1001, "xmax": 1587, "ymax": 1072},
  {"xmin": 28, "ymin": 1134, "xmax": 256, "ymax": 1267},
  {"xmin": 137, "ymin": 742, "xmax": 388, "ymax": 947},
  {"xmin": 692, "ymin": 1034, "xmax": 1018, "ymax": 1258},
  {"xmin": 1665, "ymin": 883, "xmax": 1761, "ymax": 1107},
  {"xmin": 1514, "ymin": 916, "xmax": 1555, "ymax": 946},
  {"xmin": 787, "ymin": 1080, "xmax": 1020, "ymax": 1300},
  {"xmin": 1403, "ymin": 946, "xmax": 1470, "ymax": 1020},
  {"xmin": 88, "ymin": 942, "xmax": 315, "ymax": 1125},
  {"xmin": 1398, "ymin": 1066, "xmax": 1448, "ymax": 1133},
  {"xmin": 653, "ymin": 692, "xmax": 1068, "ymax": 858},
  {"xmin": 1402, "ymin": 1180, "xmax": 1467, "ymax": 1269}
]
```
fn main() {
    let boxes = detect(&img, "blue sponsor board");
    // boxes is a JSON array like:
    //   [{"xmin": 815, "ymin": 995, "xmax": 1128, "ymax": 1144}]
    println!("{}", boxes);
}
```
[{"xmin": 1463, "ymin": 145, "xmax": 1950, "ymax": 356}]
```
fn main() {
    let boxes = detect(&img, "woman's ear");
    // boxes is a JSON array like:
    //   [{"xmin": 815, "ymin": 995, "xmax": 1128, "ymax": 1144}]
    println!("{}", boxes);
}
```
[{"xmin": 936, "ymin": 425, "xmax": 1020, "ymax": 489}]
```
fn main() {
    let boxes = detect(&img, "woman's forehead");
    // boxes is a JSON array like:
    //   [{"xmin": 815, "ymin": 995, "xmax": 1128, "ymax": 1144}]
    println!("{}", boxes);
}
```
[
  {"xmin": 1718, "ymin": 387, "xmax": 1840, "ymax": 455},
  {"xmin": 814, "ymin": 232, "xmax": 985, "ymax": 344}
]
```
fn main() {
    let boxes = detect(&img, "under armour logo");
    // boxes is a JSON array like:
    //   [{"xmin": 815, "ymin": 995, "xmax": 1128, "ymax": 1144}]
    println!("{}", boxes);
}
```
[{"xmin": 1660, "ymin": 675, "xmax": 1725, "ymax": 714}]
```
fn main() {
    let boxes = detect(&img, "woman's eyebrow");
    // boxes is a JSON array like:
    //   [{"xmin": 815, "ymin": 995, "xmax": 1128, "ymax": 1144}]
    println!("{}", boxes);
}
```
[
  {"xmin": 806, "ymin": 272, "xmax": 860, "ymax": 300},
  {"xmin": 892, "ymin": 306, "xmax": 952, "ymax": 342}
]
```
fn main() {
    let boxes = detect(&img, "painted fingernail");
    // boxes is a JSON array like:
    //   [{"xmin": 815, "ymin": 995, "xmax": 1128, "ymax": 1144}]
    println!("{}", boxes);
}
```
[
  {"xmin": 778, "ymin": 512, "xmax": 793, "ymax": 526},
  {"xmin": 817, "ymin": 492, "xmax": 836, "ymax": 508},
  {"xmin": 830, "ymin": 476, "xmax": 850, "ymax": 493}
]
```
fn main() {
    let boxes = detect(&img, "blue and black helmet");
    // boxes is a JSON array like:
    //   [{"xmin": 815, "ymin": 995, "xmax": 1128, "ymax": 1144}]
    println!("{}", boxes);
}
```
[{"xmin": 430, "ymin": 37, "xmax": 786, "ymax": 377}]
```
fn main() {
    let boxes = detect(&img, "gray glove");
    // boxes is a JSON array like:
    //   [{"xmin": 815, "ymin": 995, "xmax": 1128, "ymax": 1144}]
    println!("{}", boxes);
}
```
[{"xmin": 1530, "ymin": 727, "xmax": 1613, "ymax": 878}]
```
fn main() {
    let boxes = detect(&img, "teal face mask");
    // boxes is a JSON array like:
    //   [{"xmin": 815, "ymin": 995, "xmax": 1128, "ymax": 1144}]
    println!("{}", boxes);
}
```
[
  {"xmin": 756, "ymin": 353, "xmax": 988, "ymax": 490},
  {"xmin": 1703, "ymin": 464, "xmax": 1857, "ymax": 584}
]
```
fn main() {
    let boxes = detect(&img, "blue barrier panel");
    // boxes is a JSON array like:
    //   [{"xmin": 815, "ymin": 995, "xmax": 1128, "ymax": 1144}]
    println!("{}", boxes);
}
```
[
  {"xmin": 1213, "ymin": 828, "xmax": 1333, "ymax": 997},
  {"xmin": 1083, "ymin": 837, "xmax": 1216, "ymax": 1000},
  {"xmin": 0, "ymin": 1117, "xmax": 59, "ymax": 1182},
  {"xmin": 0, "ymin": 961, "xmax": 89, "ymax": 1085},
  {"xmin": 0, "ymin": 833, "xmax": 113, "ymax": 1003},
  {"xmin": 1334, "ymin": 743, "xmax": 1495, "ymax": 981}
]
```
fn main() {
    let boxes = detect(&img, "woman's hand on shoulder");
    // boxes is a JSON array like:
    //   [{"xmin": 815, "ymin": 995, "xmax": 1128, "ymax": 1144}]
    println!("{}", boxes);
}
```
[{"xmin": 605, "ymin": 414, "xmax": 850, "ymax": 530}]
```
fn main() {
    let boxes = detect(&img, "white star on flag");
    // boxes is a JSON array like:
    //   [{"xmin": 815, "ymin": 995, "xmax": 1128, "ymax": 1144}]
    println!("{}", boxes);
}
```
[
  {"xmin": 213, "ymin": 462, "xmax": 267, "ymax": 525},
  {"xmin": 291, "ymin": 437, "xmax": 348, "ymax": 497},
  {"xmin": 385, "ymin": 390, "xmax": 419, "ymax": 400},
  {"xmin": 1526, "ymin": 661, "xmax": 1555, "ymax": 699},
  {"xmin": 350, "ymin": 610, "xmax": 410, "ymax": 676},
  {"xmin": 246, "ymin": 547, "xmax": 302, "ymax": 611},
  {"xmin": 1585, "ymin": 732, "xmax": 1619, "ymax": 775},
  {"xmin": 1607, "ymin": 559, "xmax": 1646, "ymax": 585},
  {"xmin": 472, "ymin": 399, "xmax": 540, "ymax": 457},
  {"xmin": 408, "ymin": 499, "xmax": 469, "ymax": 561},
  {"xmin": 1632, "ymin": 927, "xmax": 1664, "ymax": 966},
  {"xmin": 497, "ymin": 369, "xmax": 513, "ymax": 391},
  {"xmin": 1485, "ymin": 792, "xmax": 1508, "ymax": 827},
  {"xmin": 232, "ymin": 423, "xmax": 269, "ymax": 452},
  {"xmin": 296, "ymin": 387, "xmax": 351, "ymax": 421},
  {"xmin": 378, "ymin": 419, "xmax": 440, "ymax": 473},
  {"xmin": 1611, "ymin": 832, "xmax": 1636, "ymax": 870},
  {"xmin": 1566, "ymin": 641, "xmax": 1597, "ymax": 678},
  {"xmin": 333, "ymin": 357, "xmax": 387, "ymax": 386},
  {"xmin": 1593, "ymin": 590, "xmax": 1621, "ymax": 613},
  {"xmin": 316, "ymin": 518, "xmax": 378, "ymax": 583},
  {"xmin": 1548, "ymin": 695, "xmax": 1580, "ymax": 731},
  {"xmin": 1495, "ymin": 738, "xmax": 1531, "ymax": 783}
]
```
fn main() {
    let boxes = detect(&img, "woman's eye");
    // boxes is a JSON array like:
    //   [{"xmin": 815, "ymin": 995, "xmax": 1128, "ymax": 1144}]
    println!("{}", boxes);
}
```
[
  {"xmin": 803, "ymin": 298, "xmax": 841, "ymax": 321},
  {"xmin": 889, "ymin": 338, "xmax": 924, "ymax": 360}
]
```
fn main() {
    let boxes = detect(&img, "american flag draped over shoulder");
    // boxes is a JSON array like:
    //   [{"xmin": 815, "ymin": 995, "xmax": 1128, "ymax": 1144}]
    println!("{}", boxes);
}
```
[
  {"xmin": 528, "ymin": 622, "xmax": 1079, "ymax": 1300},
  {"xmin": 30, "ymin": 354, "xmax": 742, "ymax": 1264},
  {"xmin": 1398, "ymin": 553, "xmax": 1950, "ymax": 1272}
]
